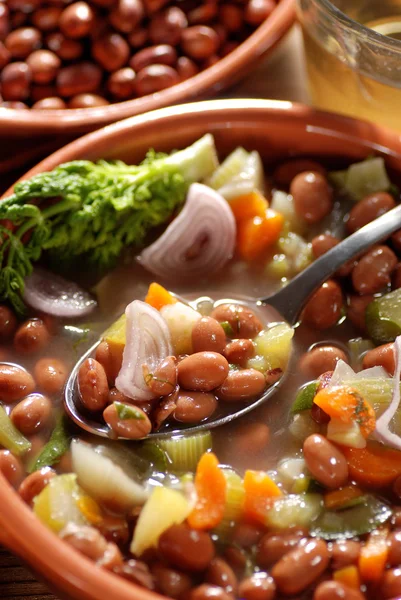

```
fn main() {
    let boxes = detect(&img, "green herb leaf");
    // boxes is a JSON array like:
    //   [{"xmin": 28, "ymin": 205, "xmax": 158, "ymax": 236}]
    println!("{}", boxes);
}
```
[
  {"xmin": 29, "ymin": 414, "xmax": 70, "ymax": 472},
  {"xmin": 115, "ymin": 402, "xmax": 146, "ymax": 420},
  {"xmin": 220, "ymin": 321, "xmax": 234, "ymax": 336},
  {"xmin": 291, "ymin": 381, "xmax": 319, "ymax": 414}
]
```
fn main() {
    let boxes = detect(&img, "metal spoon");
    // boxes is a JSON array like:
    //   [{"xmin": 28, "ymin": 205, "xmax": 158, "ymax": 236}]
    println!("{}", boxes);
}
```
[{"xmin": 65, "ymin": 203, "xmax": 401, "ymax": 439}]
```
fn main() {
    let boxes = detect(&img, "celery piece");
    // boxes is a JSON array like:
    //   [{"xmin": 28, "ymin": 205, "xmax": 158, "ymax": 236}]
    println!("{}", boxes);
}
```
[
  {"xmin": 348, "ymin": 338, "xmax": 374, "ymax": 371},
  {"xmin": 366, "ymin": 288, "xmax": 401, "ymax": 344},
  {"xmin": 292, "ymin": 476, "xmax": 311, "ymax": 494},
  {"xmin": 157, "ymin": 432, "xmax": 212, "ymax": 472},
  {"xmin": 131, "ymin": 487, "xmax": 191, "ymax": 556},
  {"xmin": 330, "ymin": 157, "xmax": 390, "ymax": 201},
  {"xmin": 207, "ymin": 147, "xmax": 249, "ymax": 190},
  {"xmin": 289, "ymin": 413, "xmax": 320, "ymax": 441},
  {"xmin": 0, "ymin": 405, "xmax": 31, "ymax": 456},
  {"xmin": 266, "ymin": 494, "xmax": 323, "ymax": 529},
  {"xmin": 270, "ymin": 191, "xmax": 301, "ymax": 231},
  {"xmin": 214, "ymin": 469, "xmax": 245, "ymax": 541},
  {"xmin": 136, "ymin": 441, "xmax": 168, "ymax": 473},
  {"xmin": 310, "ymin": 495, "xmax": 392, "ymax": 540},
  {"xmin": 33, "ymin": 473, "xmax": 89, "ymax": 533},
  {"xmin": 291, "ymin": 382, "xmax": 319, "ymax": 414},
  {"xmin": 29, "ymin": 415, "xmax": 70, "ymax": 473},
  {"xmin": 265, "ymin": 254, "xmax": 291, "ymax": 280},
  {"xmin": 218, "ymin": 151, "xmax": 265, "ymax": 200}
]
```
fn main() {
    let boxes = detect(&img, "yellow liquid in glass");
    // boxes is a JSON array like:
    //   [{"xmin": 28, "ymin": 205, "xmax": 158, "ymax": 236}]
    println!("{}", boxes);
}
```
[{"xmin": 303, "ymin": 12, "xmax": 401, "ymax": 131}]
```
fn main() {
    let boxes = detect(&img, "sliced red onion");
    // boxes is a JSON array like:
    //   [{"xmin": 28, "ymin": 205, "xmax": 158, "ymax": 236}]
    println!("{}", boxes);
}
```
[
  {"xmin": 115, "ymin": 300, "xmax": 172, "ymax": 402},
  {"xmin": 23, "ymin": 267, "xmax": 97, "ymax": 318},
  {"xmin": 375, "ymin": 335, "xmax": 401, "ymax": 450},
  {"xmin": 139, "ymin": 183, "xmax": 236, "ymax": 279}
]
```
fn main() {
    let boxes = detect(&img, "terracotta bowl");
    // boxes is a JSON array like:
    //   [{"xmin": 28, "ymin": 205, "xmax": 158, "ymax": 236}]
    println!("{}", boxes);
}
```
[{"xmin": 2, "ymin": 99, "xmax": 401, "ymax": 600}]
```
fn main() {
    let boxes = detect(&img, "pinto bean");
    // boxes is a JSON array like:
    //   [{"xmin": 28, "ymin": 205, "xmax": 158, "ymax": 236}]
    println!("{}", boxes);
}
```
[
  {"xmin": 231, "ymin": 422, "xmax": 270, "ymax": 455},
  {"xmin": 232, "ymin": 523, "xmax": 265, "ymax": 548},
  {"xmin": 362, "ymin": 343, "xmax": 395, "ymax": 375},
  {"xmin": 174, "ymin": 390, "xmax": 217, "ymax": 423},
  {"xmin": 145, "ymin": 356, "xmax": 177, "ymax": 396},
  {"xmin": 177, "ymin": 352, "xmax": 229, "ymax": 392},
  {"xmin": 314, "ymin": 580, "xmax": 365, "ymax": 600},
  {"xmin": 245, "ymin": 0, "xmax": 275, "ymax": 25},
  {"xmin": 0, "ymin": 305, "xmax": 17, "ymax": 340},
  {"xmin": 95, "ymin": 340, "xmax": 123, "ymax": 384},
  {"xmin": 352, "ymin": 245, "xmax": 397, "ymax": 294},
  {"xmin": 11, "ymin": 393, "xmax": 52, "ymax": 435},
  {"xmin": 380, "ymin": 568, "xmax": 401, "ymax": 599},
  {"xmin": 181, "ymin": 26, "xmax": 220, "ymax": 60},
  {"xmin": 177, "ymin": 55, "xmax": 198, "ymax": 80},
  {"xmin": 330, "ymin": 540, "xmax": 360, "ymax": 569},
  {"xmin": 46, "ymin": 32, "xmax": 83, "ymax": 60},
  {"xmin": 303, "ymin": 434, "xmax": 348, "ymax": 489},
  {"xmin": 114, "ymin": 559, "xmax": 155, "ymax": 589},
  {"xmin": 92, "ymin": 32, "xmax": 130, "ymax": 72},
  {"xmin": 393, "ymin": 263, "xmax": 401, "ymax": 290},
  {"xmin": 14, "ymin": 318, "xmax": 50, "ymax": 354},
  {"xmin": 110, "ymin": 0, "xmax": 144, "ymax": 33},
  {"xmin": 299, "ymin": 345, "xmax": 348, "ymax": 379},
  {"xmin": 211, "ymin": 304, "xmax": 263, "ymax": 339},
  {"xmin": 57, "ymin": 62, "xmax": 102, "ymax": 97},
  {"xmin": 0, "ymin": 364, "xmax": 35, "ymax": 403},
  {"xmin": 291, "ymin": 172, "xmax": 333, "ymax": 224},
  {"xmin": 192, "ymin": 317, "xmax": 226, "ymax": 354},
  {"xmin": 0, "ymin": 450, "xmax": 23, "ymax": 487},
  {"xmin": 311, "ymin": 234, "xmax": 354, "ymax": 277},
  {"xmin": 34, "ymin": 357, "xmax": 67, "ymax": 396},
  {"xmin": 271, "ymin": 539, "xmax": 330, "ymax": 595},
  {"xmin": 78, "ymin": 358, "xmax": 109, "ymax": 411},
  {"xmin": 32, "ymin": 6, "xmax": 62, "ymax": 31},
  {"xmin": 274, "ymin": 159, "xmax": 326, "ymax": 187},
  {"xmin": 257, "ymin": 529, "xmax": 307, "ymax": 568},
  {"xmin": 26, "ymin": 49, "xmax": 60, "ymax": 84},
  {"xmin": 59, "ymin": 2, "xmax": 94, "ymax": 39},
  {"xmin": 149, "ymin": 7, "xmax": 187, "ymax": 45},
  {"xmin": 1, "ymin": 61, "xmax": 31, "ymax": 100},
  {"xmin": 130, "ymin": 44, "xmax": 177, "ymax": 72},
  {"xmin": 60, "ymin": 524, "xmax": 109, "ymax": 560},
  {"xmin": 223, "ymin": 339, "xmax": 255, "ymax": 367},
  {"xmin": 392, "ymin": 229, "xmax": 401, "ymax": 254},
  {"xmin": 69, "ymin": 93, "xmax": 109, "ymax": 108},
  {"xmin": 189, "ymin": 585, "xmax": 234, "ymax": 600},
  {"xmin": 206, "ymin": 558, "xmax": 238, "ymax": 594},
  {"xmin": 103, "ymin": 403, "xmax": 151, "ymax": 439},
  {"xmin": 216, "ymin": 369, "xmax": 265, "ymax": 402},
  {"xmin": 219, "ymin": 5, "xmax": 243, "ymax": 32},
  {"xmin": 152, "ymin": 563, "xmax": 191, "ymax": 598},
  {"xmin": 302, "ymin": 280, "xmax": 343, "ymax": 330},
  {"xmin": 108, "ymin": 67, "xmax": 136, "ymax": 99},
  {"xmin": 387, "ymin": 531, "xmax": 401, "ymax": 566},
  {"xmin": 5, "ymin": 27, "xmax": 41, "ymax": 58},
  {"xmin": 224, "ymin": 546, "xmax": 247, "ymax": 572},
  {"xmin": 347, "ymin": 294, "xmax": 373, "ymax": 332},
  {"xmin": 346, "ymin": 192, "xmax": 396, "ymax": 234},
  {"xmin": 238, "ymin": 573, "xmax": 276, "ymax": 600},
  {"xmin": 18, "ymin": 467, "xmax": 56, "ymax": 505},
  {"xmin": 158, "ymin": 524, "xmax": 215, "ymax": 572},
  {"xmin": 135, "ymin": 64, "xmax": 180, "ymax": 95}
]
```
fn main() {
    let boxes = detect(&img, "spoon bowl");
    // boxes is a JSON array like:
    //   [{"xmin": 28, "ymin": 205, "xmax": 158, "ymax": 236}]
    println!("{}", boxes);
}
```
[{"xmin": 64, "ymin": 202, "xmax": 401, "ymax": 440}]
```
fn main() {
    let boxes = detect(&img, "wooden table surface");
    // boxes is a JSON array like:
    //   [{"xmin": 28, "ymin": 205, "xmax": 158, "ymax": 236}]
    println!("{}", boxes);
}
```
[{"xmin": 0, "ymin": 24, "xmax": 309, "ymax": 600}]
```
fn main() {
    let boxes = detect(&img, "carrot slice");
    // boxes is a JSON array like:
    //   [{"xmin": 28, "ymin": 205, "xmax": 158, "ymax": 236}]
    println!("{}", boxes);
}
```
[
  {"xmin": 187, "ymin": 452, "xmax": 226, "ymax": 531},
  {"xmin": 243, "ymin": 470, "xmax": 282, "ymax": 525},
  {"xmin": 333, "ymin": 566, "xmax": 361, "ymax": 590},
  {"xmin": 237, "ymin": 209, "xmax": 284, "ymax": 261},
  {"xmin": 324, "ymin": 486, "xmax": 363, "ymax": 510},
  {"xmin": 313, "ymin": 386, "xmax": 376, "ymax": 438},
  {"xmin": 145, "ymin": 282, "xmax": 177, "ymax": 311},
  {"xmin": 230, "ymin": 191, "xmax": 269, "ymax": 222},
  {"xmin": 341, "ymin": 442, "xmax": 401, "ymax": 487},
  {"xmin": 359, "ymin": 528, "xmax": 389, "ymax": 583}
]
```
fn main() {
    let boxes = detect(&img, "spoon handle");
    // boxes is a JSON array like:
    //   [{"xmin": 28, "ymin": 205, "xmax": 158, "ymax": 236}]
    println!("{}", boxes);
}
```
[{"xmin": 263, "ymin": 203, "xmax": 401, "ymax": 325}]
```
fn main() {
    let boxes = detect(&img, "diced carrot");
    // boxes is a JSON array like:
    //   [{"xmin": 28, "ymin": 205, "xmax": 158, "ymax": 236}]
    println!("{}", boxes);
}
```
[
  {"xmin": 333, "ymin": 566, "xmax": 361, "ymax": 590},
  {"xmin": 187, "ymin": 452, "xmax": 226, "ymax": 531},
  {"xmin": 341, "ymin": 442, "xmax": 401, "ymax": 488},
  {"xmin": 359, "ymin": 528, "xmax": 389, "ymax": 583},
  {"xmin": 145, "ymin": 282, "xmax": 177, "ymax": 311},
  {"xmin": 313, "ymin": 386, "xmax": 376, "ymax": 438},
  {"xmin": 230, "ymin": 191, "xmax": 269, "ymax": 222},
  {"xmin": 237, "ymin": 209, "xmax": 284, "ymax": 261},
  {"xmin": 243, "ymin": 470, "xmax": 282, "ymax": 525},
  {"xmin": 324, "ymin": 486, "xmax": 363, "ymax": 510}
]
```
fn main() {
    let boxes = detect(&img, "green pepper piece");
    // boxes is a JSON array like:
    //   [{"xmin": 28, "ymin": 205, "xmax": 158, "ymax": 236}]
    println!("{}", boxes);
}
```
[
  {"xmin": 115, "ymin": 402, "xmax": 146, "ymax": 420},
  {"xmin": 290, "ymin": 381, "xmax": 319, "ymax": 414},
  {"xmin": 29, "ymin": 415, "xmax": 70, "ymax": 473},
  {"xmin": 0, "ymin": 405, "xmax": 31, "ymax": 456}
]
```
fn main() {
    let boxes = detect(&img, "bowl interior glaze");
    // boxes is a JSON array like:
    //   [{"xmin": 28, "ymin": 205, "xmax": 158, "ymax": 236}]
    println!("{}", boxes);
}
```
[{"xmin": 2, "ymin": 99, "xmax": 401, "ymax": 600}]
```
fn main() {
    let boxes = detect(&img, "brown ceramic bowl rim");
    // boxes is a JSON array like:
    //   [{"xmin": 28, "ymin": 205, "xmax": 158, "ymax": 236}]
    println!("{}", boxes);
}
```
[
  {"xmin": 2, "ymin": 99, "xmax": 401, "ymax": 600},
  {"xmin": 0, "ymin": 0, "xmax": 295, "ymax": 133}
]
